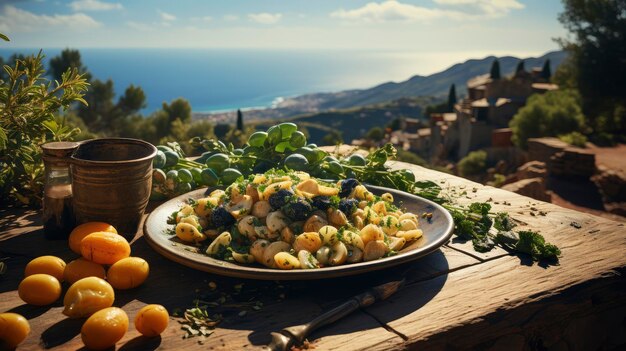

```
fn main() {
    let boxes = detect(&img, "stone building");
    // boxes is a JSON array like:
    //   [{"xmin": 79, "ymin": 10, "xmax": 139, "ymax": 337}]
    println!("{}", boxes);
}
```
[{"xmin": 431, "ymin": 61, "xmax": 557, "ymax": 162}]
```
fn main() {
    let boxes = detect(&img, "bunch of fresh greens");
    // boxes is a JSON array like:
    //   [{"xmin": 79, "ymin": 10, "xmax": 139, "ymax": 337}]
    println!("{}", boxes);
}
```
[{"xmin": 0, "ymin": 50, "xmax": 89, "ymax": 206}]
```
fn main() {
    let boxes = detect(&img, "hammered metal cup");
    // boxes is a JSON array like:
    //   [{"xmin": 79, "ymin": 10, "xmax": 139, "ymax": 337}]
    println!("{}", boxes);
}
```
[{"xmin": 71, "ymin": 138, "xmax": 157, "ymax": 240}]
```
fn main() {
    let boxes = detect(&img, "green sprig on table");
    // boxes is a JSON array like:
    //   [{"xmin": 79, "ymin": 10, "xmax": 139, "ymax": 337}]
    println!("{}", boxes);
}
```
[{"xmin": 150, "ymin": 122, "xmax": 560, "ymax": 262}]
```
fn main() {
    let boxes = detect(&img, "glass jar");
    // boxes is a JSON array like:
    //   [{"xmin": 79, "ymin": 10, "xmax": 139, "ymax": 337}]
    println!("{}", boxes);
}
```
[{"xmin": 41, "ymin": 141, "xmax": 80, "ymax": 239}]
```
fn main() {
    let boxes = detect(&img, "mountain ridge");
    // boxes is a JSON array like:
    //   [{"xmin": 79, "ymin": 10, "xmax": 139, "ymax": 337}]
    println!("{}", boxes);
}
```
[{"xmin": 197, "ymin": 50, "xmax": 567, "ymax": 123}]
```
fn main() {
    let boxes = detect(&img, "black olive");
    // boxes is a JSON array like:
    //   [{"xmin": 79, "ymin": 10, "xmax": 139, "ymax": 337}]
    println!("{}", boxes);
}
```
[
  {"xmin": 211, "ymin": 206, "xmax": 235, "ymax": 228},
  {"xmin": 268, "ymin": 189, "xmax": 294, "ymax": 210},
  {"xmin": 311, "ymin": 196, "xmax": 331, "ymax": 211},
  {"xmin": 338, "ymin": 198, "xmax": 359, "ymax": 216},
  {"xmin": 339, "ymin": 178, "xmax": 360, "ymax": 198},
  {"xmin": 281, "ymin": 197, "xmax": 312, "ymax": 221}
]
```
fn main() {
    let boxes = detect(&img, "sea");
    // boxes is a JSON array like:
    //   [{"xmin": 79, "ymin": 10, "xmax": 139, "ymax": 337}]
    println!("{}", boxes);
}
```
[{"xmin": 0, "ymin": 48, "xmax": 500, "ymax": 114}]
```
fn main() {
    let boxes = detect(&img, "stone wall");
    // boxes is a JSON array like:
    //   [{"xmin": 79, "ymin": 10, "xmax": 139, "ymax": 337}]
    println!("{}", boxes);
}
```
[
  {"xmin": 550, "ymin": 148, "xmax": 596, "ymax": 178},
  {"xmin": 527, "ymin": 137, "xmax": 596, "ymax": 178}
]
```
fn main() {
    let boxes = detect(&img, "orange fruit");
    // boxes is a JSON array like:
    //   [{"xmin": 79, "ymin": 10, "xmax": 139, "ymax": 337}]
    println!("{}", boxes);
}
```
[
  {"xmin": 81, "ymin": 307, "xmax": 128, "ymax": 350},
  {"xmin": 64, "ymin": 258, "xmax": 106, "ymax": 284},
  {"xmin": 24, "ymin": 256, "xmax": 66, "ymax": 282},
  {"xmin": 69, "ymin": 222, "xmax": 117, "ymax": 254},
  {"xmin": 0, "ymin": 313, "xmax": 30, "ymax": 348},
  {"xmin": 135, "ymin": 304, "xmax": 169, "ymax": 337},
  {"xmin": 80, "ymin": 232, "xmax": 130, "ymax": 265},
  {"xmin": 18, "ymin": 274, "xmax": 62, "ymax": 306}
]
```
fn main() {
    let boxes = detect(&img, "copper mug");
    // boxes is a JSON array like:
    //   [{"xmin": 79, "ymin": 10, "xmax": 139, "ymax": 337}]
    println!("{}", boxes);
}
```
[{"xmin": 71, "ymin": 138, "xmax": 157, "ymax": 240}]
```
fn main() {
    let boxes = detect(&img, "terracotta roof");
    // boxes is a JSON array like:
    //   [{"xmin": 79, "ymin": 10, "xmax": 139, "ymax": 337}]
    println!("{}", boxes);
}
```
[
  {"xmin": 471, "ymin": 98, "xmax": 512, "ymax": 108},
  {"xmin": 471, "ymin": 98, "xmax": 489, "ymax": 108},
  {"xmin": 442, "ymin": 113, "xmax": 457, "ymax": 122},
  {"xmin": 532, "ymin": 83, "xmax": 559, "ymax": 91},
  {"xmin": 467, "ymin": 74, "xmax": 491, "ymax": 89},
  {"xmin": 495, "ymin": 98, "xmax": 512, "ymax": 107},
  {"xmin": 417, "ymin": 128, "xmax": 431, "ymax": 137}
]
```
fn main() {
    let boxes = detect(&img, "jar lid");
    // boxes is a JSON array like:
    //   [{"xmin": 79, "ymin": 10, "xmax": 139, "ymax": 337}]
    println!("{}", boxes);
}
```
[{"xmin": 41, "ymin": 141, "xmax": 81, "ymax": 159}]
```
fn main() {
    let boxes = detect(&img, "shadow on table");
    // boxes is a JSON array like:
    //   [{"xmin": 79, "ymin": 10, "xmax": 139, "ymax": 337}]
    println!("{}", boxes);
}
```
[
  {"xmin": 119, "ymin": 335, "xmax": 162, "ymax": 351},
  {"xmin": 0, "ymin": 221, "xmax": 448, "ymax": 349},
  {"xmin": 0, "ymin": 207, "xmax": 39, "ymax": 237},
  {"xmin": 110, "ymin": 236, "xmax": 451, "ymax": 348},
  {"xmin": 40, "ymin": 317, "xmax": 84, "ymax": 349},
  {"xmin": 0, "ymin": 229, "xmax": 77, "ymax": 294}
]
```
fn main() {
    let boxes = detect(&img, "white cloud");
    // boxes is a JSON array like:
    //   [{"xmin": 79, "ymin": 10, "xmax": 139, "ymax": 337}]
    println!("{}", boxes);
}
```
[
  {"xmin": 434, "ymin": 0, "xmax": 524, "ymax": 17},
  {"xmin": 330, "ymin": 0, "xmax": 524, "ymax": 23},
  {"xmin": 0, "ymin": 5, "xmax": 101, "ymax": 32},
  {"xmin": 223, "ymin": 14, "xmax": 239, "ymax": 21},
  {"xmin": 248, "ymin": 12, "xmax": 282, "ymax": 25},
  {"xmin": 69, "ymin": 0, "xmax": 123, "ymax": 12},
  {"xmin": 126, "ymin": 21, "xmax": 153, "ymax": 32},
  {"xmin": 159, "ymin": 10, "xmax": 176, "ymax": 21},
  {"xmin": 331, "ymin": 1, "xmax": 463, "ymax": 22}
]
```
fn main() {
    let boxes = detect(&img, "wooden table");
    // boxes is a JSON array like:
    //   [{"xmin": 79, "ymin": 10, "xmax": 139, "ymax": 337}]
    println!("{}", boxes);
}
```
[{"xmin": 1, "ymin": 162, "xmax": 625, "ymax": 350}]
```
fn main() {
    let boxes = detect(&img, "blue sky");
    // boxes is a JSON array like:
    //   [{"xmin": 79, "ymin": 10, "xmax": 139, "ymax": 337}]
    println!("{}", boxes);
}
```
[{"xmin": 1, "ymin": 0, "xmax": 566, "ymax": 55}]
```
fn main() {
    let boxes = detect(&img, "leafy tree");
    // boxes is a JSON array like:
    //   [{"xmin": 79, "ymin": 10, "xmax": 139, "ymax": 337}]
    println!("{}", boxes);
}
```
[
  {"xmin": 322, "ymin": 131, "xmax": 343, "ymax": 146},
  {"xmin": 515, "ymin": 60, "xmax": 525, "ymax": 74},
  {"xmin": 214, "ymin": 123, "xmax": 231, "ymax": 138},
  {"xmin": 236, "ymin": 109, "xmax": 244, "ymax": 131},
  {"xmin": 387, "ymin": 117, "xmax": 403, "ymax": 131},
  {"xmin": 552, "ymin": 57, "xmax": 577, "ymax": 89},
  {"xmin": 223, "ymin": 126, "xmax": 254, "ymax": 148},
  {"xmin": 49, "ymin": 48, "xmax": 91, "ymax": 82},
  {"xmin": 77, "ymin": 79, "xmax": 115, "ymax": 131},
  {"xmin": 509, "ymin": 90, "xmax": 586, "ymax": 149},
  {"xmin": 541, "ymin": 59, "xmax": 552, "ymax": 80},
  {"xmin": 117, "ymin": 84, "xmax": 146, "ymax": 114},
  {"xmin": 424, "ymin": 101, "xmax": 448, "ymax": 116},
  {"xmin": 366, "ymin": 127, "xmax": 384, "ymax": 141},
  {"xmin": 447, "ymin": 84, "xmax": 457, "ymax": 112},
  {"xmin": 458, "ymin": 150, "xmax": 487, "ymax": 178},
  {"xmin": 490, "ymin": 59, "xmax": 501, "ymax": 80},
  {"xmin": 163, "ymin": 98, "xmax": 192, "ymax": 124},
  {"xmin": 0, "ymin": 51, "xmax": 88, "ymax": 205},
  {"xmin": 558, "ymin": 0, "xmax": 626, "ymax": 133}
]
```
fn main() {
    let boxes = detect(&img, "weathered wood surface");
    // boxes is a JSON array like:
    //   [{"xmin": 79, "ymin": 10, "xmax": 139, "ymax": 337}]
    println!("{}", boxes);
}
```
[{"xmin": 1, "ymin": 161, "xmax": 625, "ymax": 351}]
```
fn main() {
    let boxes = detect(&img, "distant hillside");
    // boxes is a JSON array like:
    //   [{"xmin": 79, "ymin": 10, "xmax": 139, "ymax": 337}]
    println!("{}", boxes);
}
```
[
  {"xmin": 254, "ymin": 96, "xmax": 438, "ymax": 145},
  {"xmin": 300, "ymin": 51, "xmax": 567, "ymax": 110},
  {"xmin": 199, "ymin": 50, "xmax": 567, "ymax": 123}
]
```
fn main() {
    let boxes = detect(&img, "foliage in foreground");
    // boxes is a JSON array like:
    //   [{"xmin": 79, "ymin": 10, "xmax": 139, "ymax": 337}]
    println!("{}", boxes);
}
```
[{"xmin": 0, "ymin": 52, "xmax": 89, "ymax": 205}]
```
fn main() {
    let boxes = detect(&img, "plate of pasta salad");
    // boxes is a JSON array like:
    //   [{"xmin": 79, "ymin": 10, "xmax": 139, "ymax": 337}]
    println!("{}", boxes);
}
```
[{"xmin": 144, "ymin": 170, "xmax": 453, "ymax": 280}]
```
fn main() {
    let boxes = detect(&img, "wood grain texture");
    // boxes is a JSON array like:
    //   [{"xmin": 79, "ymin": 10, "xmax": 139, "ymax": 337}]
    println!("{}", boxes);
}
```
[{"xmin": 2, "ymin": 161, "xmax": 625, "ymax": 350}]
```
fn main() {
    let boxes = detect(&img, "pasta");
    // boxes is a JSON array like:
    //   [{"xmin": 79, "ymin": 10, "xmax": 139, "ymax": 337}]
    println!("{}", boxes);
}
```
[{"xmin": 169, "ymin": 171, "xmax": 424, "ymax": 269}]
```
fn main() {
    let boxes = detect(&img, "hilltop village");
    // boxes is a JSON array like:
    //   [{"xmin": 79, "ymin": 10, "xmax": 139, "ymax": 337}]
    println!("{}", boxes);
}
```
[{"xmin": 354, "ymin": 60, "xmax": 624, "ymax": 220}]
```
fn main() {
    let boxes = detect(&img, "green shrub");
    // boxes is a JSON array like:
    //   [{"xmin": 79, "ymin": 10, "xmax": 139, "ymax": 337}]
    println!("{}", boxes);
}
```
[
  {"xmin": 458, "ymin": 150, "xmax": 487, "ymax": 177},
  {"xmin": 0, "ymin": 52, "xmax": 88, "ymax": 205},
  {"xmin": 366, "ymin": 127, "xmax": 384, "ymax": 141},
  {"xmin": 510, "ymin": 90, "xmax": 586, "ymax": 149},
  {"xmin": 558, "ymin": 131, "xmax": 587, "ymax": 147},
  {"xmin": 396, "ymin": 149, "xmax": 426, "ymax": 166}
]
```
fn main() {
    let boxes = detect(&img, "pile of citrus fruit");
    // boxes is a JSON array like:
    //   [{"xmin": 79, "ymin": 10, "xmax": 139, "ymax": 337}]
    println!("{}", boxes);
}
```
[{"xmin": 1, "ymin": 222, "xmax": 169, "ymax": 350}]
